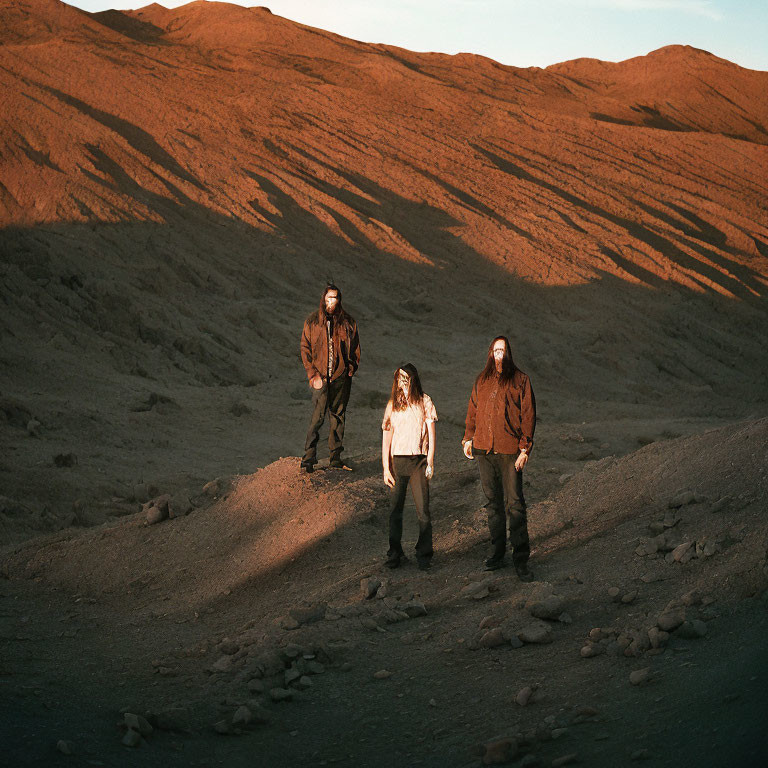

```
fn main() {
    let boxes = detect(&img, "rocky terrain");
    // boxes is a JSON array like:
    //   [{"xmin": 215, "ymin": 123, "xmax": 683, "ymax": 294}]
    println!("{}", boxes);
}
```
[{"xmin": 1, "ymin": 1, "xmax": 767, "ymax": 766}]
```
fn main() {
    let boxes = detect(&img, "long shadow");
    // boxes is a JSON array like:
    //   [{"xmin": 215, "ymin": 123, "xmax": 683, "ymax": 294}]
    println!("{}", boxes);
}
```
[{"xmin": 471, "ymin": 141, "xmax": 764, "ymax": 298}]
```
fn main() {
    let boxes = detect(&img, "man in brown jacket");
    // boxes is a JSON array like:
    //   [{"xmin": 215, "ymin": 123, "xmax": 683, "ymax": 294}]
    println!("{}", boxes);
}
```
[
  {"xmin": 300, "ymin": 284, "xmax": 361, "ymax": 472},
  {"xmin": 462, "ymin": 336, "xmax": 536, "ymax": 578}
]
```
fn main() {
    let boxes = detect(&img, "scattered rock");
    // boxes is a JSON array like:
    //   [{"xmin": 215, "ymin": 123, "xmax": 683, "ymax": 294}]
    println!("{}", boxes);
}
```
[
  {"xmin": 709, "ymin": 496, "xmax": 731, "ymax": 514},
  {"xmin": 671, "ymin": 541, "xmax": 695, "ymax": 564},
  {"xmin": 289, "ymin": 603, "xmax": 327, "ymax": 625},
  {"xmin": 461, "ymin": 580, "xmax": 494, "ymax": 600},
  {"xmin": 676, "ymin": 620, "xmax": 707, "ymax": 639},
  {"xmin": 373, "ymin": 669, "xmax": 393, "ymax": 680},
  {"xmin": 168, "ymin": 493, "xmax": 193, "ymax": 518},
  {"xmin": 668, "ymin": 490, "xmax": 695, "ymax": 508},
  {"xmin": 657, "ymin": 608, "xmax": 685, "ymax": 632},
  {"xmin": 629, "ymin": 668, "xmax": 650, "ymax": 686},
  {"xmin": 361, "ymin": 577, "xmax": 381, "ymax": 600},
  {"xmin": 219, "ymin": 639, "xmax": 239, "ymax": 655},
  {"xmin": 26, "ymin": 418, "xmax": 41, "ymax": 437},
  {"xmin": 527, "ymin": 595, "xmax": 565, "ymax": 620},
  {"xmin": 580, "ymin": 643, "xmax": 604, "ymax": 658},
  {"xmin": 211, "ymin": 655, "xmax": 233, "ymax": 673},
  {"xmin": 482, "ymin": 737, "xmax": 518, "ymax": 764},
  {"xmin": 279, "ymin": 615, "xmax": 301, "ymax": 631},
  {"xmin": 403, "ymin": 600, "xmax": 427, "ymax": 618},
  {"xmin": 121, "ymin": 729, "xmax": 142, "ymax": 747},
  {"xmin": 621, "ymin": 591, "xmax": 638, "ymax": 604},
  {"xmin": 306, "ymin": 660, "xmax": 325, "ymax": 675},
  {"xmin": 56, "ymin": 740, "xmax": 74, "ymax": 755},
  {"xmin": 232, "ymin": 706, "xmax": 252, "ymax": 726},
  {"xmin": 515, "ymin": 686, "xmax": 534, "ymax": 706},
  {"xmin": 270, "ymin": 687, "xmax": 293, "ymax": 702},
  {"xmin": 295, "ymin": 675, "xmax": 313, "ymax": 690},
  {"xmin": 124, "ymin": 713, "xmax": 153, "ymax": 737},
  {"xmin": 479, "ymin": 628, "xmax": 506, "ymax": 648},
  {"xmin": 518, "ymin": 621, "xmax": 554, "ymax": 644},
  {"xmin": 607, "ymin": 587, "xmax": 621, "ymax": 601}
]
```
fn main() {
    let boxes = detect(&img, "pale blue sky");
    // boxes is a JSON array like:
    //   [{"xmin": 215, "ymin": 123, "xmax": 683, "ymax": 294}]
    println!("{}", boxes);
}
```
[{"xmin": 67, "ymin": 0, "xmax": 767, "ymax": 70}]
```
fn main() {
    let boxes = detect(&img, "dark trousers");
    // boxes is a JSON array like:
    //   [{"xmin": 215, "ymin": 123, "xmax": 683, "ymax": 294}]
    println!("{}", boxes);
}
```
[
  {"xmin": 388, "ymin": 455, "xmax": 432, "ymax": 561},
  {"xmin": 303, "ymin": 376, "xmax": 352, "ymax": 463},
  {"xmin": 476, "ymin": 451, "xmax": 529, "ymax": 565}
]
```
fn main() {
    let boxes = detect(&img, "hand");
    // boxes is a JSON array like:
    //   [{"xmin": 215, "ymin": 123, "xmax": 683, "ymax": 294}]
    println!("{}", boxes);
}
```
[
  {"xmin": 383, "ymin": 468, "xmax": 396, "ymax": 488},
  {"xmin": 425, "ymin": 462, "xmax": 434, "ymax": 479},
  {"xmin": 311, "ymin": 375, "xmax": 323, "ymax": 390},
  {"xmin": 515, "ymin": 451, "xmax": 529, "ymax": 471},
  {"xmin": 462, "ymin": 440, "xmax": 473, "ymax": 460},
  {"xmin": 348, "ymin": 364, "xmax": 355, "ymax": 377}
]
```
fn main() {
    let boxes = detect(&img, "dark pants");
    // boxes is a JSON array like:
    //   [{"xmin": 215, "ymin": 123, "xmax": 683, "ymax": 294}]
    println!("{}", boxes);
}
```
[
  {"xmin": 388, "ymin": 455, "xmax": 432, "ymax": 561},
  {"xmin": 476, "ymin": 451, "xmax": 529, "ymax": 565},
  {"xmin": 303, "ymin": 376, "xmax": 352, "ymax": 463}
]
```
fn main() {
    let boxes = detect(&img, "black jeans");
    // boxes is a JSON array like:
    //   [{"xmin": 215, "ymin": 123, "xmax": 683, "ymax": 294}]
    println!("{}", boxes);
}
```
[
  {"xmin": 303, "ymin": 376, "xmax": 352, "ymax": 463},
  {"xmin": 388, "ymin": 455, "xmax": 432, "ymax": 561},
  {"xmin": 475, "ymin": 451, "xmax": 529, "ymax": 565}
]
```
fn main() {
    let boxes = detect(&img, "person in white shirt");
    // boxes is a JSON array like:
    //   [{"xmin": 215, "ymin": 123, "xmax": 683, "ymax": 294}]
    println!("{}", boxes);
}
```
[{"xmin": 381, "ymin": 364, "xmax": 437, "ymax": 570}]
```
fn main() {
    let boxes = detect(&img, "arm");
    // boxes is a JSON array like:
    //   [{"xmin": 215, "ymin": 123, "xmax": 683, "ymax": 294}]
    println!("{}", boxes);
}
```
[
  {"xmin": 515, "ymin": 375, "xmax": 536, "ymax": 471},
  {"xmin": 426, "ymin": 420, "xmax": 436, "ymax": 478},
  {"xmin": 462, "ymin": 380, "xmax": 478, "ymax": 458},
  {"xmin": 382, "ymin": 429, "xmax": 395, "ymax": 487},
  {"xmin": 348, "ymin": 320, "xmax": 361, "ymax": 376},
  {"xmin": 300, "ymin": 320, "xmax": 320, "ymax": 382}
]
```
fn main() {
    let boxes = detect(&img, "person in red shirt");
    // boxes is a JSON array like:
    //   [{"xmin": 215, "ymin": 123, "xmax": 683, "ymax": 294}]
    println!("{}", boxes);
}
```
[{"xmin": 462, "ymin": 336, "xmax": 536, "ymax": 578}]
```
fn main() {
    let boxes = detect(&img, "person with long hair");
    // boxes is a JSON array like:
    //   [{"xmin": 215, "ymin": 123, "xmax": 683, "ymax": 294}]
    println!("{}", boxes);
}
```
[
  {"xmin": 462, "ymin": 336, "xmax": 536, "ymax": 578},
  {"xmin": 381, "ymin": 364, "xmax": 437, "ymax": 570},
  {"xmin": 299, "ymin": 284, "xmax": 360, "ymax": 472}
]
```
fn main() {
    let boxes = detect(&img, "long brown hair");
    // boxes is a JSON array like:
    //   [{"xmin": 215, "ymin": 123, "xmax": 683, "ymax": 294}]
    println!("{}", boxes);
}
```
[
  {"xmin": 308, "ymin": 283, "xmax": 354, "ymax": 332},
  {"xmin": 478, "ymin": 335, "xmax": 516, "ymax": 384},
  {"xmin": 389, "ymin": 363, "xmax": 425, "ymax": 412}
]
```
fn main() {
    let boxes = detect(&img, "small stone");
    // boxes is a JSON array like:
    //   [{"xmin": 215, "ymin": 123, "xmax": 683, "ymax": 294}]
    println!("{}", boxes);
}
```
[
  {"xmin": 479, "ymin": 628, "xmax": 506, "ymax": 648},
  {"xmin": 146, "ymin": 504, "xmax": 168, "ymax": 526},
  {"xmin": 232, "ymin": 706, "xmax": 251, "ymax": 726},
  {"xmin": 168, "ymin": 494, "xmax": 193, "ymax": 518},
  {"xmin": 629, "ymin": 668, "xmax": 650, "ymax": 686},
  {"xmin": 56, "ymin": 740, "xmax": 73, "ymax": 755},
  {"xmin": 676, "ymin": 620, "xmax": 707, "ymax": 639},
  {"xmin": 295, "ymin": 675, "xmax": 312, "ymax": 690},
  {"xmin": 289, "ymin": 603, "xmax": 327, "ymax": 625},
  {"xmin": 607, "ymin": 587, "xmax": 621, "ymax": 601},
  {"xmin": 479, "ymin": 615, "xmax": 499, "ymax": 629},
  {"xmin": 285, "ymin": 667, "xmax": 301, "ymax": 686},
  {"xmin": 709, "ymin": 496, "xmax": 731, "ymax": 513},
  {"xmin": 211, "ymin": 655, "xmax": 233, "ymax": 673},
  {"xmin": 306, "ymin": 660, "xmax": 325, "ymax": 675},
  {"xmin": 669, "ymin": 490, "xmax": 695, "ymax": 508},
  {"xmin": 280, "ymin": 616, "xmax": 300, "ymax": 630},
  {"xmin": 461, "ymin": 580, "xmax": 492, "ymax": 600},
  {"xmin": 121, "ymin": 729, "xmax": 142, "ymax": 747},
  {"xmin": 648, "ymin": 521, "xmax": 665, "ymax": 535},
  {"xmin": 219, "ymin": 639, "xmax": 239, "ymax": 655},
  {"xmin": 515, "ymin": 686, "xmax": 533, "ymax": 706},
  {"xmin": 588, "ymin": 628, "xmax": 605, "ymax": 642},
  {"xmin": 373, "ymin": 669, "xmax": 393, "ymax": 680},
  {"xmin": 270, "ymin": 687, "xmax": 293, "ymax": 702},
  {"xmin": 429, "ymin": 698, "xmax": 437, "ymax": 707},
  {"xmin": 482, "ymin": 738, "xmax": 518, "ymax": 764},
  {"xmin": 671, "ymin": 541, "xmax": 695, "ymax": 563},
  {"xmin": 360, "ymin": 617, "xmax": 383, "ymax": 631},
  {"xmin": 551, "ymin": 754, "xmax": 578, "ymax": 766},
  {"xmin": 213, "ymin": 719, "xmax": 232, "ymax": 735},
  {"xmin": 361, "ymin": 578, "xmax": 381, "ymax": 600},
  {"xmin": 27, "ymin": 418, "xmax": 41, "ymax": 436},
  {"xmin": 528, "ymin": 595, "xmax": 565, "ymax": 620},
  {"xmin": 124, "ymin": 713, "xmax": 153, "ymax": 737},
  {"xmin": 657, "ymin": 609, "xmax": 685, "ymax": 632},
  {"xmin": 621, "ymin": 591, "xmax": 638, "ymax": 604},
  {"xmin": 580, "ymin": 643, "xmax": 604, "ymax": 658},
  {"xmin": 518, "ymin": 621, "xmax": 554, "ymax": 644},
  {"xmin": 403, "ymin": 600, "xmax": 428, "ymax": 618}
]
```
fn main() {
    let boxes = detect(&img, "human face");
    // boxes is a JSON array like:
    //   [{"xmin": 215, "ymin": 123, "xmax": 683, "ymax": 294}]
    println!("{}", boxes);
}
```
[
  {"xmin": 492, "ymin": 339, "xmax": 506, "ymax": 365},
  {"xmin": 397, "ymin": 369, "xmax": 410, "ymax": 396},
  {"xmin": 324, "ymin": 289, "xmax": 339, "ymax": 313}
]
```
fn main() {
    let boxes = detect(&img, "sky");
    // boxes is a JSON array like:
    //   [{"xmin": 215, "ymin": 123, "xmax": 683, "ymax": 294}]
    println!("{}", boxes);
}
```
[{"xmin": 67, "ymin": 0, "xmax": 768, "ymax": 71}]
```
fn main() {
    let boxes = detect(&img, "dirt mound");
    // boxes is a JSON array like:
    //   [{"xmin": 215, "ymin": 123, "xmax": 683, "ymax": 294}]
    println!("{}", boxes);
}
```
[{"xmin": 5, "ymin": 420, "xmax": 765, "ymax": 611}]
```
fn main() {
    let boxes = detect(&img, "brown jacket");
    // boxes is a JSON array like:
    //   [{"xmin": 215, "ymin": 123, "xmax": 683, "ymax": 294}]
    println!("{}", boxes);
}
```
[
  {"xmin": 463, "ymin": 369, "xmax": 536, "ymax": 455},
  {"xmin": 300, "ymin": 312, "xmax": 361, "ymax": 383}
]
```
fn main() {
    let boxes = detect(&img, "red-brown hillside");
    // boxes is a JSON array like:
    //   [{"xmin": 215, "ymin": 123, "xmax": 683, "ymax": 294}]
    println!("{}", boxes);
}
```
[{"xmin": 2, "ymin": 0, "xmax": 767, "ymax": 294}]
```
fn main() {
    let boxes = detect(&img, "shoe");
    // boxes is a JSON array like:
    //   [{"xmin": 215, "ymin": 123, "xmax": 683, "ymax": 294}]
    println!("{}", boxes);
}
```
[
  {"xmin": 385, "ymin": 552, "xmax": 404, "ymax": 569},
  {"xmin": 417, "ymin": 558, "xmax": 432, "ymax": 571},
  {"xmin": 329, "ymin": 458, "xmax": 352, "ymax": 470},
  {"xmin": 515, "ymin": 563, "xmax": 534, "ymax": 582},
  {"xmin": 300, "ymin": 461, "xmax": 315, "ymax": 474},
  {"xmin": 484, "ymin": 556, "xmax": 506, "ymax": 571}
]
